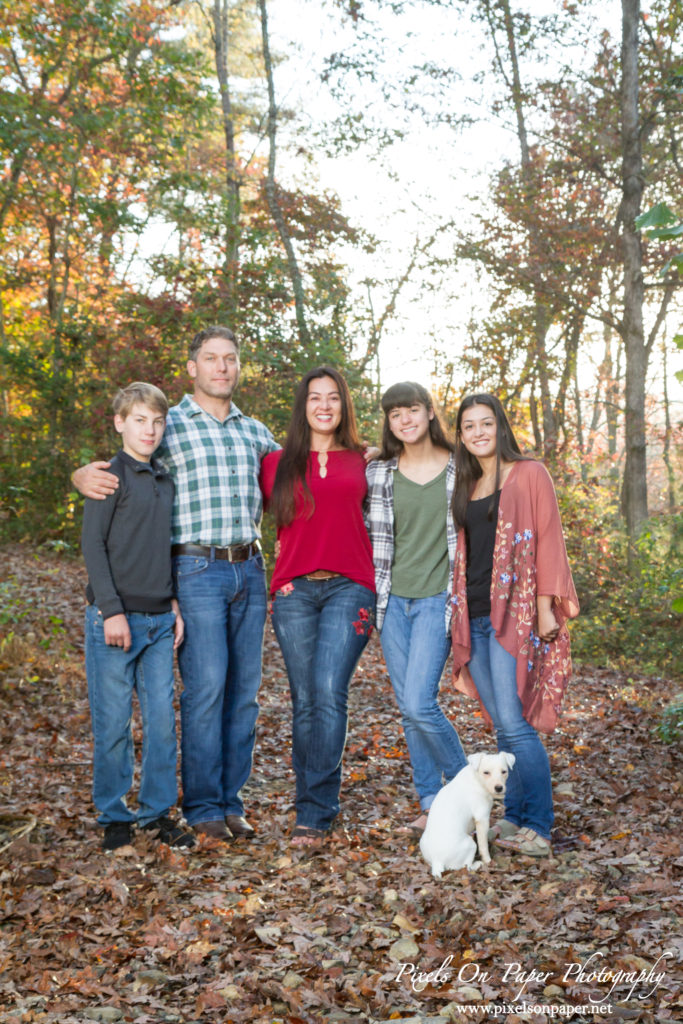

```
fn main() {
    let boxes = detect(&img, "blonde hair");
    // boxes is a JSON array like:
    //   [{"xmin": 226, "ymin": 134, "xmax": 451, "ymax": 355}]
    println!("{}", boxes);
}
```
[{"xmin": 112, "ymin": 382, "xmax": 169, "ymax": 419}]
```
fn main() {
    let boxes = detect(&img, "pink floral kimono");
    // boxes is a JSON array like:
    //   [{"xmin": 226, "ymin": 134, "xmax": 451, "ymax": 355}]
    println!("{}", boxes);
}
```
[{"xmin": 451, "ymin": 460, "xmax": 579, "ymax": 734}]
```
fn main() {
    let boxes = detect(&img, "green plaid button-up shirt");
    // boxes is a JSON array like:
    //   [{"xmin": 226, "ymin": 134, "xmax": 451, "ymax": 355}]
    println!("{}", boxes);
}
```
[{"xmin": 156, "ymin": 394, "xmax": 279, "ymax": 546}]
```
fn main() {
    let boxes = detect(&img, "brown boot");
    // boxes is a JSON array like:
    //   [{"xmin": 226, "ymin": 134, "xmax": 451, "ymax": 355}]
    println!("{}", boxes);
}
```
[
  {"xmin": 225, "ymin": 814, "xmax": 255, "ymax": 839},
  {"xmin": 194, "ymin": 820, "xmax": 232, "ymax": 841}
]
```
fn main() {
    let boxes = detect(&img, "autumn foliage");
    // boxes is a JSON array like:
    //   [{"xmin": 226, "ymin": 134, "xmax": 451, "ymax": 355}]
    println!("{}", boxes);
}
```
[{"xmin": 1, "ymin": 545, "xmax": 681, "ymax": 1023}]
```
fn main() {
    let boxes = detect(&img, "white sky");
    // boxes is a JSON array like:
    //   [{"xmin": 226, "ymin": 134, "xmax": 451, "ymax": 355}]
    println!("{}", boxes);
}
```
[
  {"xmin": 263, "ymin": 0, "xmax": 680, "ymax": 405},
  {"xmin": 265, "ymin": 0, "xmax": 586, "ymax": 382}
]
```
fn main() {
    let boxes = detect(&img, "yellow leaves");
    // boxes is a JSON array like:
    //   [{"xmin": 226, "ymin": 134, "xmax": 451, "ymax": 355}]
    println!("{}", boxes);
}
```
[
  {"xmin": 391, "ymin": 912, "xmax": 421, "ymax": 934},
  {"xmin": 239, "ymin": 891, "xmax": 265, "ymax": 915},
  {"xmin": 179, "ymin": 939, "xmax": 215, "ymax": 966}
]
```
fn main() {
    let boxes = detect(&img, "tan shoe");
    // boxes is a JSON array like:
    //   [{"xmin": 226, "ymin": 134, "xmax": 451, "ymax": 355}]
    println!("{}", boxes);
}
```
[
  {"xmin": 488, "ymin": 818, "xmax": 519, "ymax": 842},
  {"xmin": 497, "ymin": 827, "xmax": 551, "ymax": 857},
  {"xmin": 225, "ymin": 814, "xmax": 255, "ymax": 839}
]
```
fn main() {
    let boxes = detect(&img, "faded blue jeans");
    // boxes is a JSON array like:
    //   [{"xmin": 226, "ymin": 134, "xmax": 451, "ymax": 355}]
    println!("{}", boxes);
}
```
[
  {"xmin": 380, "ymin": 591, "xmax": 467, "ymax": 810},
  {"xmin": 468, "ymin": 615, "xmax": 554, "ymax": 838},
  {"xmin": 85, "ymin": 604, "xmax": 178, "ymax": 828},
  {"xmin": 272, "ymin": 575, "xmax": 375, "ymax": 832},
  {"xmin": 173, "ymin": 551, "xmax": 267, "ymax": 826}
]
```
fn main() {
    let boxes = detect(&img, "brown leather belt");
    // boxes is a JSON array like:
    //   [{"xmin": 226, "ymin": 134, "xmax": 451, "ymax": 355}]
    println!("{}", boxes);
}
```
[
  {"xmin": 172, "ymin": 542, "xmax": 260, "ymax": 563},
  {"xmin": 304, "ymin": 570, "xmax": 342, "ymax": 581}
]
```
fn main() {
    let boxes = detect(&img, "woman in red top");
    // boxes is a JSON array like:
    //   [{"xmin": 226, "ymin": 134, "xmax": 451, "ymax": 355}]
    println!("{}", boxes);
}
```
[{"xmin": 260, "ymin": 367, "xmax": 376, "ymax": 846}]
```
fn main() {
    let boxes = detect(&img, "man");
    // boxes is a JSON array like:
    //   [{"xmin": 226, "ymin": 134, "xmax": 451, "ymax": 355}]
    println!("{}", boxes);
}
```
[{"xmin": 73, "ymin": 326, "xmax": 279, "ymax": 840}]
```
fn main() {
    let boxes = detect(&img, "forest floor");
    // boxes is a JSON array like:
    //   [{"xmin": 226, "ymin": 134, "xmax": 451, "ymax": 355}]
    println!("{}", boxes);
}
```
[{"xmin": 0, "ymin": 545, "xmax": 681, "ymax": 1024}]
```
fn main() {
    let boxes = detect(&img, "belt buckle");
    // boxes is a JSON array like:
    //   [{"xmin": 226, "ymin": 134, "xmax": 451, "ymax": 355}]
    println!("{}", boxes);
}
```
[{"xmin": 226, "ymin": 545, "xmax": 236, "ymax": 563}]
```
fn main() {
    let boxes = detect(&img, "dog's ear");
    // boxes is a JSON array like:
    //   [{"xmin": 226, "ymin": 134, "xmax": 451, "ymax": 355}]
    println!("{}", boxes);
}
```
[
  {"xmin": 467, "ymin": 752, "xmax": 483, "ymax": 769},
  {"xmin": 501, "ymin": 752, "xmax": 516, "ymax": 771}
]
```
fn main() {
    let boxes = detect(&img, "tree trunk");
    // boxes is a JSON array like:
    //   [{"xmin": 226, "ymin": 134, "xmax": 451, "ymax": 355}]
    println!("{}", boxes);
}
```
[
  {"xmin": 258, "ymin": 0, "xmax": 311, "ymax": 349},
  {"xmin": 211, "ymin": 0, "xmax": 241, "ymax": 318},
  {"xmin": 574, "ymin": 361, "xmax": 587, "ymax": 482},
  {"xmin": 556, "ymin": 317, "xmax": 583, "ymax": 445},
  {"xmin": 496, "ymin": 0, "xmax": 558, "ymax": 457},
  {"xmin": 607, "ymin": 334, "xmax": 622, "ymax": 493},
  {"xmin": 620, "ymin": 0, "xmax": 648, "ymax": 542},
  {"xmin": 661, "ymin": 340, "xmax": 676, "ymax": 513},
  {"xmin": 529, "ymin": 381, "xmax": 543, "ymax": 453},
  {"xmin": 599, "ymin": 286, "xmax": 622, "ymax": 486}
]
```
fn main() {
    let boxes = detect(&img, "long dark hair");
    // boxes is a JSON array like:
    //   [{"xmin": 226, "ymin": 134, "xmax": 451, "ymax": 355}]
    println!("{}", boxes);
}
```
[
  {"xmin": 270, "ymin": 366, "xmax": 361, "ymax": 527},
  {"xmin": 451, "ymin": 393, "xmax": 527, "ymax": 527},
  {"xmin": 380, "ymin": 381, "xmax": 454, "ymax": 460}
]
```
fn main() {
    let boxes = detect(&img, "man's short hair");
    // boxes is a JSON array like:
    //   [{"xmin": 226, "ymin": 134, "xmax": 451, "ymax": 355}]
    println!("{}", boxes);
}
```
[
  {"xmin": 112, "ymin": 382, "xmax": 169, "ymax": 419},
  {"xmin": 189, "ymin": 326, "xmax": 239, "ymax": 362}
]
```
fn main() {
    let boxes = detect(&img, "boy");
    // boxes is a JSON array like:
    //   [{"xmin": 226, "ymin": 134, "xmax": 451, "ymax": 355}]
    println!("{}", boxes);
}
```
[{"xmin": 82, "ymin": 382, "xmax": 195, "ymax": 852}]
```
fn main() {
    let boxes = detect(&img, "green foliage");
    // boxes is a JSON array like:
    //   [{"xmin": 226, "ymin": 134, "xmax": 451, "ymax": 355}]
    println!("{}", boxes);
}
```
[
  {"xmin": 636, "ymin": 201, "xmax": 683, "ymax": 277},
  {"xmin": 0, "ymin": 0, "xmax": 217, "ymax": 543},
  {"xmin": 656, "ymin": 694, "xmax": 683, "ymax": 745},
  {"xmin": 0, "ymin": 0, "xmax": 373, "ymax": 544},
  {"xmin": 569, "ymin": 507, "xmax": 683, "ymax": 679},
  {"xmin": 0, "ymin": 576, "xmax": 65, "ymax": 650},
  {"xmin": 675, "ymin": 333, "xmax": 683, "ymax": 385}
]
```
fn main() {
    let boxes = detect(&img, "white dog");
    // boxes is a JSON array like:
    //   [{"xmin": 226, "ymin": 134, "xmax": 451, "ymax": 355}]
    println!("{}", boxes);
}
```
[{"xmin": 420, "ymin": 751, "xmax": 516, "ymax": 877}]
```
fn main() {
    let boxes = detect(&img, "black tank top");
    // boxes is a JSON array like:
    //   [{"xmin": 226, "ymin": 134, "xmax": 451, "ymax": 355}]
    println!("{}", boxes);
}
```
[{"xmin": 465, "ymin": 489, "xmax": 500, "ymax": 619}]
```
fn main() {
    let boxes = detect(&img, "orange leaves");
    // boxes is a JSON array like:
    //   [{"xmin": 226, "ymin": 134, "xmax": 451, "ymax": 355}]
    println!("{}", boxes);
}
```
[
  {"xmin": 1, "ymin": 545, "xmax": 682, "ymax": 1022},
  {"xmin": 194, "ymin": 987, "xmax": 227, "ymax": 1015}
]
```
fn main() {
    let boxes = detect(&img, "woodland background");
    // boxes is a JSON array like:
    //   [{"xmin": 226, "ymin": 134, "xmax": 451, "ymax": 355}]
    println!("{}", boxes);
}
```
[
  {"xmin": 0, "ymin": 3, "xmax": 682, "ymax": 1021},
  {"xmin": 0, "ymin": 0, "xmax": 682, "ymax": 680}
]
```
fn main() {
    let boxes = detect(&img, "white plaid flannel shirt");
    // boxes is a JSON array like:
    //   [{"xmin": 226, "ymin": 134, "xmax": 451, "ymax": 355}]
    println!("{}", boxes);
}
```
[
  {"xmin": 364, "ymin": 453, "xmax": 458, "ymax": 633},
  {"xmin": 157, "ymin": 395, "xmax": 279, "ymax": 546}
]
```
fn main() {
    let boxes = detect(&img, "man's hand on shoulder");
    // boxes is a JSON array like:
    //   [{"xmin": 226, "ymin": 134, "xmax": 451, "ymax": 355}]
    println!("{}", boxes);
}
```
[{"xmin": 72, "ymin": 461, "xmax": 119, "ymax": 500}]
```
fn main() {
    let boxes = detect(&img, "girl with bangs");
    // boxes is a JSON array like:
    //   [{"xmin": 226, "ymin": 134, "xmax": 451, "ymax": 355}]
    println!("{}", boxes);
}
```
[{"xmin": 365, "ymin": 382, "xmax": 467, "ymax": 831}]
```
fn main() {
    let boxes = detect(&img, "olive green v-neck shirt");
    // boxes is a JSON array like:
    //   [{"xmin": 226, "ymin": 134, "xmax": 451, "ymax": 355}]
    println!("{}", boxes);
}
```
[{"xmin": 390, "ymin": 466, "xmax": 449, "ymax": 598}]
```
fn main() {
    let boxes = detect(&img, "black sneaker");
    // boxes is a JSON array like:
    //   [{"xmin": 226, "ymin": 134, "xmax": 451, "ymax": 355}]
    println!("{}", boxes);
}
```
[
  {"xmin": 142, "ymin": 816, "xmax": 197, "ymax": 849},
  {"xmin": 103, "ymin": 822, "xmax": 134, "ymax": 851}
]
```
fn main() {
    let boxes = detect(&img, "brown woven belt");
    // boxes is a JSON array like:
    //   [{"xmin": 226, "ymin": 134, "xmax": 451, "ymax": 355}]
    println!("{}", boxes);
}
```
[{"xmin": 172, "ymin": 542, "xmax": 260, "ymax": 563}]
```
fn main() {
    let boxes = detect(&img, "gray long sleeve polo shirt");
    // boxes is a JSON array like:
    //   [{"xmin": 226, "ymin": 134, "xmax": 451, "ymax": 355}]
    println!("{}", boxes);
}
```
[{"xmin": 81, "ymin": 450, "xmax": 175, "ymax": 619}]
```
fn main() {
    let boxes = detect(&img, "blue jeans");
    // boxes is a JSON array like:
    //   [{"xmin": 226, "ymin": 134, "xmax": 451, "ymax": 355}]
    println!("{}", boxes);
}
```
[
  {"xmin": 271, "ymin": 576, "xmax": 375, "ymax": 832},
  {"xmin": 85, "ymin": 604, "xmax": 178, "ymax": 827},
  {"xmin": 173, "ymin": 551, "xmax": 267, "ymax": 826},
  {"xmin": 380, "ymin": 591, "xmax": 467, "ymax": 810},
  {"xmin": 468, "ymin": 615, "xmax": 554, "ymax": 838}
]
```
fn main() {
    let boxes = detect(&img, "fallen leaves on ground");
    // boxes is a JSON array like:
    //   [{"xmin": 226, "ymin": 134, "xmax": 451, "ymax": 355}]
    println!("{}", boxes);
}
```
[{"xmin": 0, "ymin": 545, "xmax": 681, "ymax": 1024}]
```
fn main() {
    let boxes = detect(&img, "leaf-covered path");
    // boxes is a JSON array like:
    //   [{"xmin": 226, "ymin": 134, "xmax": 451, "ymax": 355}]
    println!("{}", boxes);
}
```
[{"xmin": 1, "ymin": 546, "xmax": 681, "ymax": 1024}]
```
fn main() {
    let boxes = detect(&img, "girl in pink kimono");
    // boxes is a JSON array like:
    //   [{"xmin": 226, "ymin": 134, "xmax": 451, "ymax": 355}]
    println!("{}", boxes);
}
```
[{"xmin": 451, "ymin": 394, "xmax": 579, "ymax": 857}]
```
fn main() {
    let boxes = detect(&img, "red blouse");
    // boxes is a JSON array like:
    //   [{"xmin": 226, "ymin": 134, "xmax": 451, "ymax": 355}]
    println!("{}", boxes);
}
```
[{"xmin": 260, "ymin": 449, "xmax": 376, "ymax": 596}]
